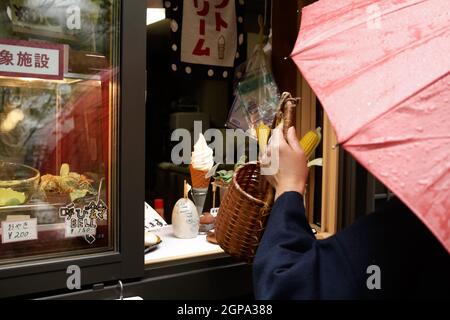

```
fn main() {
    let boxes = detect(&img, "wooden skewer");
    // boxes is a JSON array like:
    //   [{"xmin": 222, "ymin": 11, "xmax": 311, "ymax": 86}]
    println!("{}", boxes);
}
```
[{"xmin": 212, "ymin": 182, "xmax": 217, "ymax": 207}]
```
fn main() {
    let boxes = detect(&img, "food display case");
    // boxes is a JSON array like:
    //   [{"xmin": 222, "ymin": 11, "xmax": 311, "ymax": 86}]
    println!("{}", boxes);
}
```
[
  {"xmin": 0, "ymin": 0, "xmax": 146, "ymax": 297},
  {"xmin": 0, "ymin": 0, "xmax": 254, "ymax": 300}
]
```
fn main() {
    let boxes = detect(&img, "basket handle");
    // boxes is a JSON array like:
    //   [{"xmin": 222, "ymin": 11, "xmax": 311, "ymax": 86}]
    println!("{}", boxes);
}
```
[
  {"xmin": 261, "ymin": 92, "xmax": 300, "ymax": 204},
  {"xmin": 271, "ymin": 92, "xmax": 300, "ymax": 137}
]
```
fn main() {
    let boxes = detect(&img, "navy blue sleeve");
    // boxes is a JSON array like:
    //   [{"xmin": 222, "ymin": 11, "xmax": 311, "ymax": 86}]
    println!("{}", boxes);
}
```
[
  {"xmin": 253, "ymin": 192, "xmax": 450, "ymax": 300},
  {"xmin": 253, "ymin": 192, "xmax": 360, "ymax": 299}
]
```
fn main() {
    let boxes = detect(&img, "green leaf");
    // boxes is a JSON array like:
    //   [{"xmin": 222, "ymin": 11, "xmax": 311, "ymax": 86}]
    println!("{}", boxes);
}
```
[
  {"xmin": 0, "ymin": 188, "xmax": 26, "ymax": 206},
  {"xmin": 235, "ymin": 155, "xmax": 247, "ymax": 169}
]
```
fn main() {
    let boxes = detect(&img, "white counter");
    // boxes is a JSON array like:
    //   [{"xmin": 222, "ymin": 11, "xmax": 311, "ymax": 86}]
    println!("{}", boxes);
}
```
[{"xmin": 144, "ymin": 225, "xmax": 224, "ymax": 265}]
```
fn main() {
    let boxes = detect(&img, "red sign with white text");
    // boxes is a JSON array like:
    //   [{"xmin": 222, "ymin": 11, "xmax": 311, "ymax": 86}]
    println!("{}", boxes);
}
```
[{"xmin": 0, "ymin": 39, "xmax": 64, "ymax": 80}]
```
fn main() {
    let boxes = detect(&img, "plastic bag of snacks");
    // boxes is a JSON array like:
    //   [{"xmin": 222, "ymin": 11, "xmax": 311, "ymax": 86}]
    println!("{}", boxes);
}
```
[
  {"xmin": 226, "ymin": 43, "xmax": 279, "ymax": 137},
  {"xmin": 226, "ymin": 92, "xmax": 249, "ymax": 131},
  {"xmin": 238, "ymin": 64, "xmax": 279, "ymax": 129}
]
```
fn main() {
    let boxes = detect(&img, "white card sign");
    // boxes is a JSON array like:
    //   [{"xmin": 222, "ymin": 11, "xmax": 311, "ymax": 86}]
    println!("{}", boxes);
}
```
[
  {"xmin": 1, "ymin": 218, "xmax": 38, "ymax": 244},
  {"xmin": 145, "ymin": 202, "xmax": 168, "ymax": 231}
]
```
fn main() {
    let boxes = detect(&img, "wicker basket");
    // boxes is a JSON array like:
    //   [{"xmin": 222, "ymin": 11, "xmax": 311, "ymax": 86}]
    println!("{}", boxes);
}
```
[
  {"xmin": 215, "ymin": 162, "xmax": 274, "ymax": 262},
  {"xmin": 215, "ymin": 92, "xmax": 300, "ymax": 262}
]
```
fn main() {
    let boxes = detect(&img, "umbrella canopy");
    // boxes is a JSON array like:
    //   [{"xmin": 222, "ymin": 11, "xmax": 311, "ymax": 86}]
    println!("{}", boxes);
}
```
[{"xmin": 291, "ymin": 0, "xmax": 450, "ymax": 252}]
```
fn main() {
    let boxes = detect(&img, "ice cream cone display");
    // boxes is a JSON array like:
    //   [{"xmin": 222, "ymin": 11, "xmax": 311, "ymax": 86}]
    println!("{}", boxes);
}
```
[
  {"xmin": 189, "ymin": 165, "xmax": 210, "ymax": 189},
  {"xmin": 190, "ymin": 133, "xmax": 214, "ymax": 230},
  {"xmin": 190, "ymin": 133, "xmax": 214, "ymax": 188}
]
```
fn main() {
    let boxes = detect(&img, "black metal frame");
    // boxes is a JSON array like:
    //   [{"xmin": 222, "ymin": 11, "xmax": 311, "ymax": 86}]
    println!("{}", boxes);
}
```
[
  {"xmin": 337, "ymin": 150, "xmax": 376, "ymax": 230},
  {"xmin": 0, "ymin": 0, "xmax": 146, "ymax": 298},
  {"xmin": 37, "ymin": 257, "xmax": 253, "ymax": 300}
]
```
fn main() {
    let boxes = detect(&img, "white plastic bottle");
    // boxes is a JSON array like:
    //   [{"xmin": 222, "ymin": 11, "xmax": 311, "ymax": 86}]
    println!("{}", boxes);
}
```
[{"xmin": 172, "ymin": 181, "xmax": 199, "ymax": 238}]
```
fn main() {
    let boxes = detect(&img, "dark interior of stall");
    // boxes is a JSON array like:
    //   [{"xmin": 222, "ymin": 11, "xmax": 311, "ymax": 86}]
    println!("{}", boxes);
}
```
[{"xmin": 145, "ymin": 0, "xmax": 270, "ymax": 222}]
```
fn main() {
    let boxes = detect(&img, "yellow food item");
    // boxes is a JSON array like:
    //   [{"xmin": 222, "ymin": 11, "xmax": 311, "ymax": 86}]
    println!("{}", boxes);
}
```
[
  {"xmin": 0, "ymin": 188, "xmax": 26, "ymax": 206},
  {"xmin": 60, "ymin": 163, "xmax": 70, "ymax": 176},
  {"xmin": 256, "ymin": 122, "xmax": 271, "ymax": 153},
  {"xmin": 299, "ymin": 127, "xmax": 322, "ymax": 159},
  {"xmin": 40, "ymin": 163, "xmax": 96, "ymax": 202}
]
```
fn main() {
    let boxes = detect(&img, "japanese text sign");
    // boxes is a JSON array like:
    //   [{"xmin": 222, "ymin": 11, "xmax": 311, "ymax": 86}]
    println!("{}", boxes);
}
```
[
  {"xmin": 167, "ymin": 0, "xmax": 245, "ymax": 79},
  {"xmin": 60, "ymin": 200, "xmax": 108, "ymax": 238},
  {"xmin": 0, "ymin": 39, "xmax": 64, "ymax": 80},
  {"xmin": 1, "ymin": 218, "xmax": 38, "ymax": 244},
  {"xmin": 181, "ymin": 0, "xmax": 237, "ymax": 67}
]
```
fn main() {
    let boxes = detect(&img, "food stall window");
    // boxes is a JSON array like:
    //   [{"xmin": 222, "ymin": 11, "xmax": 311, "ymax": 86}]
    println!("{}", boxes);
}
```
[{"xmin": 0, "ymin": 0, "xmax": 120, "ymax": 264}]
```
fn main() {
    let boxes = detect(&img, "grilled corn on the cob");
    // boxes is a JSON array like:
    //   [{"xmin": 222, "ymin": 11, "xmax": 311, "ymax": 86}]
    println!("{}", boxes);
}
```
[{"xmin": 300, "ymin": 127, "xmax": 322, "ymax": 159}]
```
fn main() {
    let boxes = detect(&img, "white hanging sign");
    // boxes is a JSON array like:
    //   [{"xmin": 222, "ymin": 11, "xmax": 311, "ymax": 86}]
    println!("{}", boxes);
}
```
[{"xmin": 180, "ymin": 0, "xmax": 237, "ymax": 67}]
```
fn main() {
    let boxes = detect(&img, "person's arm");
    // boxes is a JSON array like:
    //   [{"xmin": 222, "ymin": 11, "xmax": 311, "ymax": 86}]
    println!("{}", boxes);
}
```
[
  {"xmin": 254, "ymin": 127, "xmax": 449, "ymax": 299},
  {"xmin": 253, "ymin": 191, "xmax": 360, "ymax": 299},
  {"xmin": 254, "ymin": 126, "xmax": 359, "ymax": 299}
]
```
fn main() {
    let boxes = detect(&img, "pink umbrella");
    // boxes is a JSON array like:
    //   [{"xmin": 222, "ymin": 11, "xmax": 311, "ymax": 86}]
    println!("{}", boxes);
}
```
[{"xmin": 291, "ymin": 0, "xmax": 450, "ymax": 252}]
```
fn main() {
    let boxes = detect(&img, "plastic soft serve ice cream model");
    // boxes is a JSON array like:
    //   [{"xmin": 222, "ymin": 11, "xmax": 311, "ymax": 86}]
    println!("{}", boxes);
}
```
[{"xmin": 189, "ymin": 134, "xmax": 214, "ymax": 219}]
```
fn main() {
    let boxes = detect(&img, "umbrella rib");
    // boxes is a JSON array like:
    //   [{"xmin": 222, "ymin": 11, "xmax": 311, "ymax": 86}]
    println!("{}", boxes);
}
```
[
  {"xmin": 340, "ymin": 70, "xmax": 450, "ymax": 145},
  {"xmin": 345, "ymin": 136, "xmax": 450, "ymax": 149}
]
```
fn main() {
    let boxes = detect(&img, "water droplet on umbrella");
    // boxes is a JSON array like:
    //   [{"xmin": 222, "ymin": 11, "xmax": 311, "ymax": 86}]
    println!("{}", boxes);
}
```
[
  {"xmin": 416, "ymin": 127, "xmax": 423, "ymax": 132},
  {"xmin": 380, "ymin": 172, "xmax": 388, "ymax": 177},
  {"xmin": 418, "ymin": 179, "xmax": 429, "ymax": 185},
  {"xmin": 400, "ymin": 182, "xmax": 405, "ymax": 188}
]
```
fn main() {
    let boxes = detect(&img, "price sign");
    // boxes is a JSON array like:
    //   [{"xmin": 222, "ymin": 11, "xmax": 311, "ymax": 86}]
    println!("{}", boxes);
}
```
[
  {"xmin": 65, "ymin": 221, "xmax": 97, "ymax": 238},
  {"xmin": 60, "ymin": 201, "xmax": 107, "ymax": 239},
  {"xmin": 1, "ymin": 218, "xmax": 38, "ymax": 244}
]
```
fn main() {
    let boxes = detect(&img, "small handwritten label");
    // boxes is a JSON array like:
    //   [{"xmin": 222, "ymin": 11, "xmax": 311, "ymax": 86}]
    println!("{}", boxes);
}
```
[
  {"xmin": 1, "ymin": 218, "xmax": 38, "ymax": 243},
  {"xmin": 65, "ymin": 218, "xmax": 97, "ymax": 238},
  {"xmin": 145, "ymin": 202, "xmax": 168, "ymax": 231},
  {"xmin": 60, "ymin": 201, "xmax": 107, "ymax": 239}
]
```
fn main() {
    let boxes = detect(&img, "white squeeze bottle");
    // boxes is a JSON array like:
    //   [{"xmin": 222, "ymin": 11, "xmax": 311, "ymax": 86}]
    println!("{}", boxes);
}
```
[{"xmin": 172, "ymin": 181, "xmax": 199, "ymax": 239}]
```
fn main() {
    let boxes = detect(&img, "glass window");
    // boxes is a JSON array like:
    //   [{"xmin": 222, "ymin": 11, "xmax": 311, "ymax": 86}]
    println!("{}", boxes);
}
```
[{"xmin": 0, "ymin": 0, "xmax": 120, "ymax": 264}]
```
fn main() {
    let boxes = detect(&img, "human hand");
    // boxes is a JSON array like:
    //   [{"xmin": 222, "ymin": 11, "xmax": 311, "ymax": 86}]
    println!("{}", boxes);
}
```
[{"xmin": 261, "ymin": 126, "xmax": 308, "ymax": 200}]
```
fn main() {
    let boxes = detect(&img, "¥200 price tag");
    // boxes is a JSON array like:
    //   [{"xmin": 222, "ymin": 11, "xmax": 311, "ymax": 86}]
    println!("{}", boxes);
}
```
[{"xmin": 1, "ymin": 218, "xmax": 38, "ymax": 244}]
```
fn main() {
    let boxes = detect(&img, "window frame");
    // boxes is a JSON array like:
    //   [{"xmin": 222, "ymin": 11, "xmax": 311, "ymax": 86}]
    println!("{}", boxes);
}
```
[
  {"xmin": 272, "ymin": 0, "xmax": 340, "ymax": 238},
  {"xmin": 0, "ymin": 0, "xmax": 146, "ymax": 298}
]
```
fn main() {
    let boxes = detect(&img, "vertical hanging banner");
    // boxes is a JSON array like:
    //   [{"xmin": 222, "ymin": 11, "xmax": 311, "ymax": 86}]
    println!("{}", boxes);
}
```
[{"xmin": 166, "ymin": 0, "xmax": 246, "ymax": 79}]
